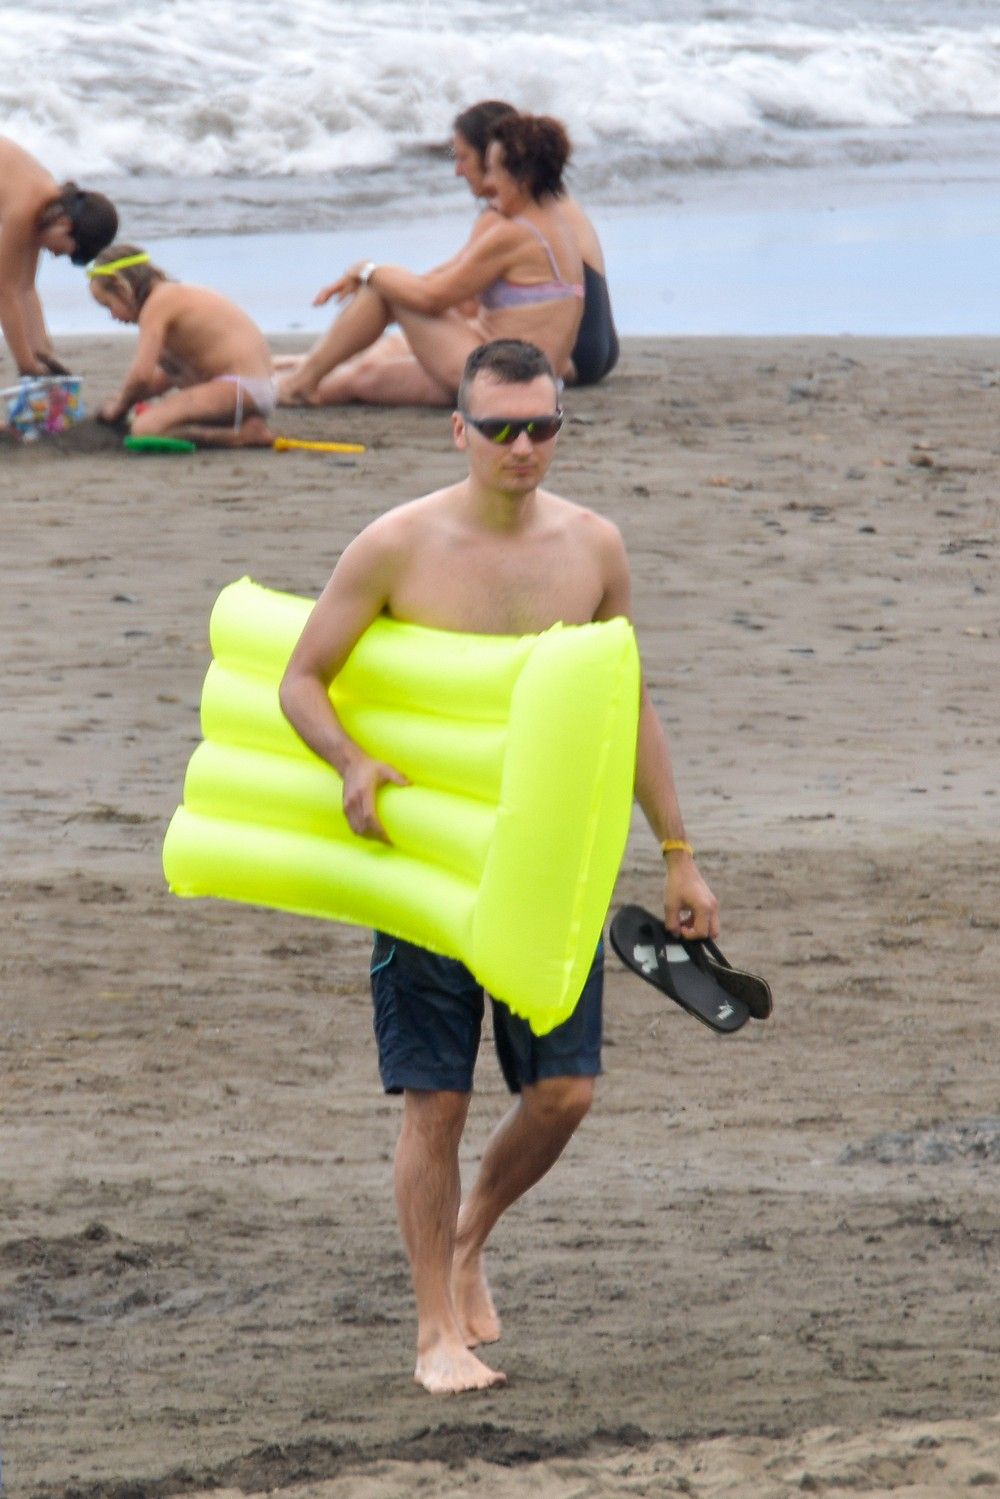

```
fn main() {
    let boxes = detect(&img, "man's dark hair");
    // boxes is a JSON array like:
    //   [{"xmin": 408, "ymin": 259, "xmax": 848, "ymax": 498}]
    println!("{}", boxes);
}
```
[
  {"xmin": 457, "ymin": 340, "xmax": 557, "ymax": 411},
  {"xmin": 453, "ymin": 100, "xmax": 517, "ymax": 159},
  {"xmin": 37, "ymin": 183, "xmax": 119, "ymax": 266}
]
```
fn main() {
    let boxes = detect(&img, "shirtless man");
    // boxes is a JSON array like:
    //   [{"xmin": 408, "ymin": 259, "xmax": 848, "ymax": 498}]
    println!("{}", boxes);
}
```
[
  {"xmin": 279, "ymin": 339, "xmax": 718, "ymax": 1394},
  {"xmin": 0, "ymin": 136, "xmax": 117, "ymax": 376},
  {"xmin": 89, "ymin": 243, "xmax": 276, "ymax": 448}
]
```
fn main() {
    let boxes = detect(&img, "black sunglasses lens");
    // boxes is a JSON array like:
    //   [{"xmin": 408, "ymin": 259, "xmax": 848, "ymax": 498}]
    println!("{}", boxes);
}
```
[
  {"xmin": 473, "ymin": 414, "xmax": 562, "ymax": 443},
  {"xmin": 525, "ymin": 416, "xmax": 562, "ymax": 441}
]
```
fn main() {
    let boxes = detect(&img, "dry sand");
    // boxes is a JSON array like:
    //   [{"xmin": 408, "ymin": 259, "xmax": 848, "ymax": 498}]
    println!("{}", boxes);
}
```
[{"xmin": 1, "ymin": 336, "xmax": 998, "ymax": 1498}]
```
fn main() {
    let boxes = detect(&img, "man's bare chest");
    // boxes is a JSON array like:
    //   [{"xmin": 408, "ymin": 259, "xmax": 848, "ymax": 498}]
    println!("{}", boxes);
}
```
[{"xmin": 389, "ymin": 536, "xmax": 603, "ymax": 635}]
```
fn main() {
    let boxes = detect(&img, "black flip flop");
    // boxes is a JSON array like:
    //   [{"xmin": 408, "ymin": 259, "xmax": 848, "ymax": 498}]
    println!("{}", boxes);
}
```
[
  {"xmin": 609, "ymin": 905, "xmax": 756, "ymax": 1034},
  {"xmin": 693, "ymin": 935, "xmax": 772, "ymax": 1019}
]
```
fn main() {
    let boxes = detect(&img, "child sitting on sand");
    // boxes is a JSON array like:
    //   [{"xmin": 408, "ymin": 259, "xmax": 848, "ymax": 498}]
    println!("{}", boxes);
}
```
[{"xmin": 89, "ymin": 244, "xmax": 276, "ymax": 448}]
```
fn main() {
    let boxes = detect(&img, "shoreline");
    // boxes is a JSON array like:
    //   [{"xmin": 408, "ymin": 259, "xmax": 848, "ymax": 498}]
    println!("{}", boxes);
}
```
[{"xmin": 33, "ymin": 172, "xmax": 1000, "ymax": 339}]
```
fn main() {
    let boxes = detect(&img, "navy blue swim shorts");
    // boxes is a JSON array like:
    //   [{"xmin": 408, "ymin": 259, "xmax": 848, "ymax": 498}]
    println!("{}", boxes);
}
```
[{"xmin": 369, "ymin": 933, "xmax": 603, "ymax": 1095}]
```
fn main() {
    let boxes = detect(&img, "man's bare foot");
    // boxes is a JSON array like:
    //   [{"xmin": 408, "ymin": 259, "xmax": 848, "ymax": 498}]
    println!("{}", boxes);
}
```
[
  {"xmin": 414, "ymin": 1335, "xmax": 506, "ymax": 1394},
  {"xmin": 452, "ymin": 1244, "xmax": 502, "ymax": 1347}
]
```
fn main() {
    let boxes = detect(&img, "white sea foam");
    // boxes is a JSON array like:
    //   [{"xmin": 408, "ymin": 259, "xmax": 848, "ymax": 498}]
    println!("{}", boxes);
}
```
[
  {"xmin": 20, "ymin": 0, "xmax": 1000, "ymax": 336},
  {"xmin": 5, "ymin": 0, "xmax": 1000, "ymax": 233}
]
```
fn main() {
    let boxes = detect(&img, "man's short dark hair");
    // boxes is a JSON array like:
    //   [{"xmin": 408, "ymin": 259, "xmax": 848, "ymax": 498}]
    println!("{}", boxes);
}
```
[
  {"xmin": 458, "ymin": 340, "xmax": 557, "ymax": 411},
  {"xmin": 68, "ymin": 190, "xmax": 118, "ymax": 267},
  {"xmin": 37, "ymin": 184, "xmax": 119, "ymax": 266}
]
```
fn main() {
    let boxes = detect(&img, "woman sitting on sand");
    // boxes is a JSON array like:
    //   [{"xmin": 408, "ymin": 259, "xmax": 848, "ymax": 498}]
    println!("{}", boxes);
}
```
[
  {"xmin": 452, "ymin": 100, "xmax": 619, "ymax": 388},
  {"xmin": 276, "ymin": 113, "xmax": 583, "ymax": 407},
  {"xmin": 0, "ymin": 135, "xmax": 118, "ymax": 377},
  {"xmin": 89, "ymin": 244, "xmax": 277, "ymax": 448}
]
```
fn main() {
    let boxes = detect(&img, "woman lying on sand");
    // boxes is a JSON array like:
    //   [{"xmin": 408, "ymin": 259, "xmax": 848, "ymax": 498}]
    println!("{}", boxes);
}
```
[
  {"xmin": 89, "ymin": 244, "xmax": 277, "ymax": 448},
  {"xmin": 276, "ymin": 114, "xmax": 583, "ymax": 407},
  {"xmin": 452, "ymin": 100, "xmax": 619, "ymax": 388},
  {"xmin": 0, "ymin": 135, "xmax": 117, "ymax": 377}
]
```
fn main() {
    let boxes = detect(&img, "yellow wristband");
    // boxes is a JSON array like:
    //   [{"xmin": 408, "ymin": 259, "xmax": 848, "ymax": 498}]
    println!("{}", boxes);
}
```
[{"xmin": 661, "ymin": 839, "xmax": 694, "ymax": 858}]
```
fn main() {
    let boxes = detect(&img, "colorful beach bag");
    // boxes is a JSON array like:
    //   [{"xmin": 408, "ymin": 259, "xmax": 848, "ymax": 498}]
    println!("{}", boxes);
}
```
[{"xmin": 1, "ymin": 375, "xmax": 84, "ymax": 441}]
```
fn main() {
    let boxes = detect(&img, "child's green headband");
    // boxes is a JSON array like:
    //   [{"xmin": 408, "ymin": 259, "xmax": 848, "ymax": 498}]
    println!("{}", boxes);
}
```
[{"xmin": 87, "ymin": 253, "xmax": 151, "ymax": 278}]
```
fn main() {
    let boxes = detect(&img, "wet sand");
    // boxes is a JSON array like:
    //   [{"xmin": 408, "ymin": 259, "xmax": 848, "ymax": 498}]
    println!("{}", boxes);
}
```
[{"xmin": 1, "ymin": 336, "xmax": 998, "ymax": 1497}]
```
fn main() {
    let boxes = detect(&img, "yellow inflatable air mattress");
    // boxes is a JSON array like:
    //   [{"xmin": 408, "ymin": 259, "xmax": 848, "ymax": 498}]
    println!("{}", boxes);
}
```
[{"xmin": 163, "ymin": 577, "xmax": 640, "ymax": 1035}]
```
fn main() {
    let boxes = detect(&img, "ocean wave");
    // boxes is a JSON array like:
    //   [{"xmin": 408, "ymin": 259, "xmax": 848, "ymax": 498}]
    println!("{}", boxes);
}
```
[{"xmin": 5, "ymin": 0, "xmax": 1000, "ymax": 188}]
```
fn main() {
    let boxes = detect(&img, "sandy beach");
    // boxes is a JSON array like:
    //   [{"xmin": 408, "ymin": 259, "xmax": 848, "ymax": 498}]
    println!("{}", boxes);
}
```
[{"xmin": 1, "ymin": 335, "xmax": 998, "ymax": 1497}]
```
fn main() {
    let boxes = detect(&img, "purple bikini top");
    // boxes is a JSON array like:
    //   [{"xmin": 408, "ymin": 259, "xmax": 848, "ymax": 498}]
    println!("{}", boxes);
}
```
[{"xmin": 479, "ymin": 216, "xmax": 584, "ymax": 311}]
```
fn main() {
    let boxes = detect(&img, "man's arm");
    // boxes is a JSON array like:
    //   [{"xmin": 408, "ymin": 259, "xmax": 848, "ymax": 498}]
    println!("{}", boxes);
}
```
[
  {"xmin": 278, "ymin": 517, "xmax": 410, "ymax": 840},
  {"xmin": 21, "ymin": 285, "xmax": 57, "ymax": 365},
  {"xmin": 634, "ymin": 688, "xmax": 718, "ymax": 939},
  {"xmin": 594, "ymin": 517, "xmax": 719, "ymax": 940},
  {"xmin": 0, "ymin": 217, "xmax": 46, "ymax": 375}
]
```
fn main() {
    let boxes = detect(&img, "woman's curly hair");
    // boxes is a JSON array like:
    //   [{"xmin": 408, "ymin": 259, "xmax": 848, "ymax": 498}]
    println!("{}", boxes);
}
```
[{"xmin": 487, "ymin": 114, "xmax": 571, "ymax": 200}]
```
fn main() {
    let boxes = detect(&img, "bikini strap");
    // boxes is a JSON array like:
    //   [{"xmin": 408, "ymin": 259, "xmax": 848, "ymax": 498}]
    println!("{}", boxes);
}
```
[{"xmin": 512, "ymin": 215, "xmax": 564, "ymax": 282}]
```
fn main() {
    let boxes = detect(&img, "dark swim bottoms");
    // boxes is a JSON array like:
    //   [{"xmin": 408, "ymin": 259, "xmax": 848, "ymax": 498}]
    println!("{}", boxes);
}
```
[
  {"xmin": 571, "ymin": 263, "xmax": 620, "ymax": 386},
  {"xmin": 369, "ymin": 933, "xmax": 604, "ymax": 1095}
]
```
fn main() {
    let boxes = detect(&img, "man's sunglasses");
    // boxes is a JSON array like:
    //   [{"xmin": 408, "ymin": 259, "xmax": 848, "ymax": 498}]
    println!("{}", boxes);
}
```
[{"xmin": 461, "ymin": 410, "xmax": 563, "ymax": 444}]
